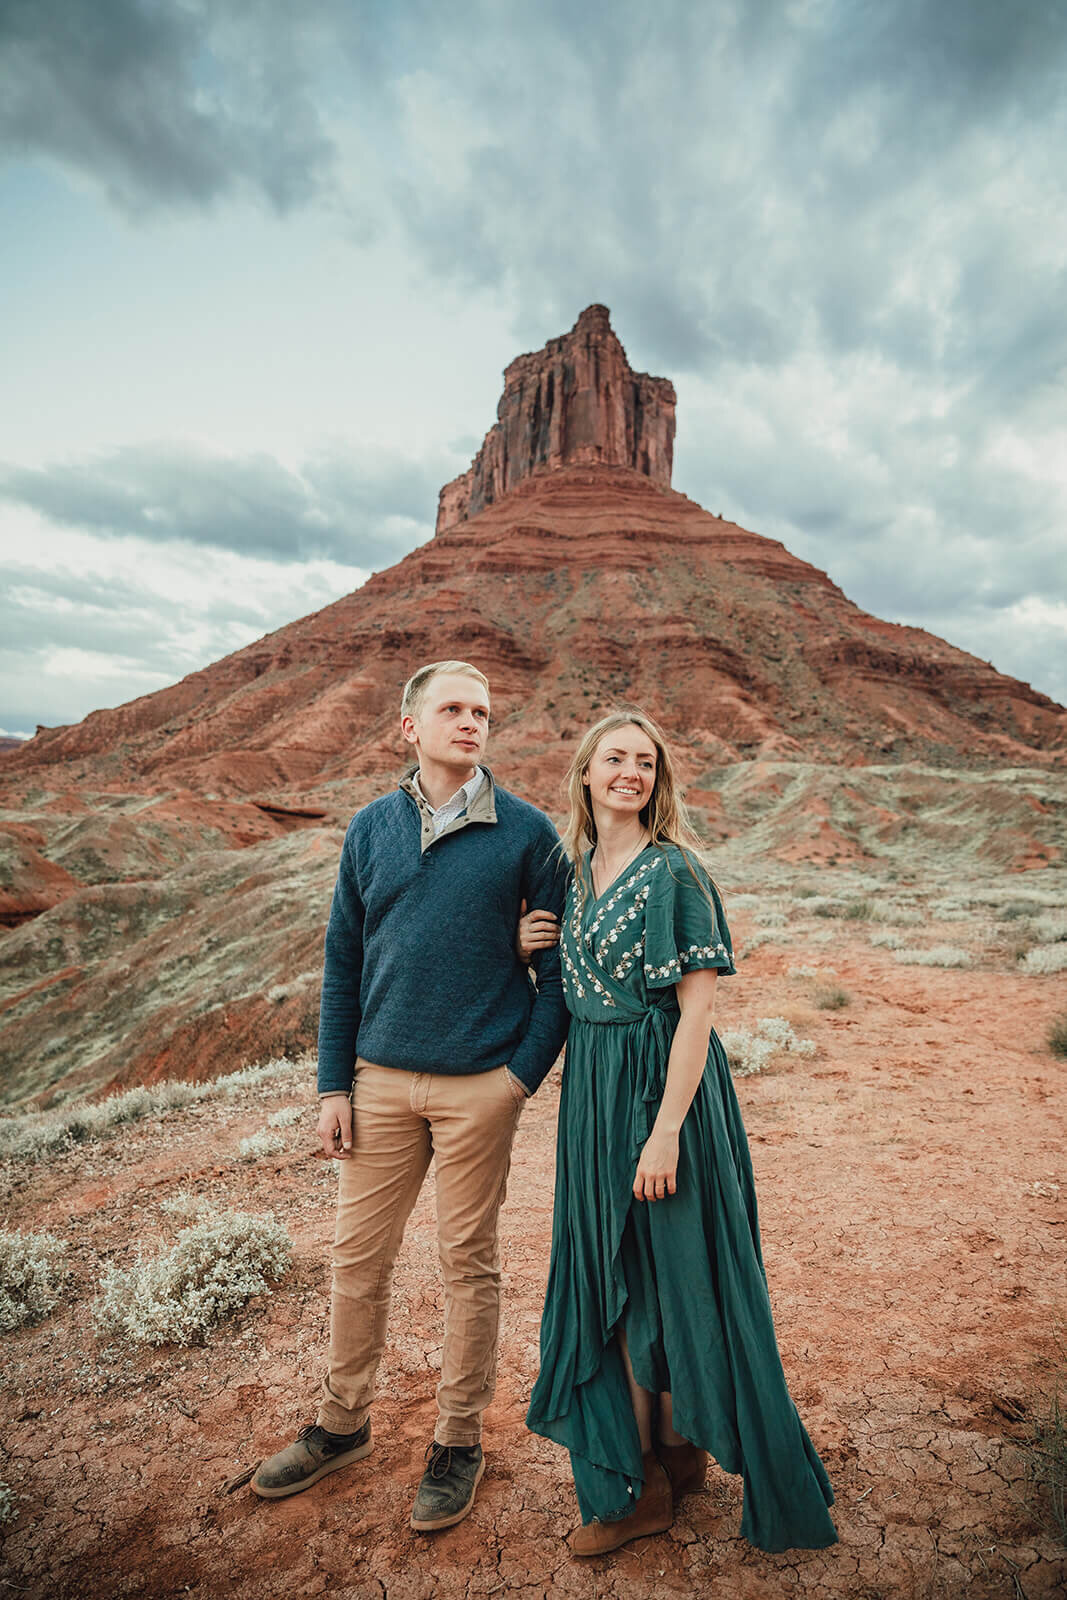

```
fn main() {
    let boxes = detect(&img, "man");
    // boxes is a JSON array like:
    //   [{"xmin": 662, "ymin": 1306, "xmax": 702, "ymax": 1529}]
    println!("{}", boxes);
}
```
[{"xmin": 252, "ymin": 660, "xmax": 568, "ymax": 1531}]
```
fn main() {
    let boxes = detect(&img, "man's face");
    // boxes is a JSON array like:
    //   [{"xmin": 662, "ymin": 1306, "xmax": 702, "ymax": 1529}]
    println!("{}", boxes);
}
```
[{"xmin": 401, "ymin": 671, "xmax": 491, "ymax": 770}]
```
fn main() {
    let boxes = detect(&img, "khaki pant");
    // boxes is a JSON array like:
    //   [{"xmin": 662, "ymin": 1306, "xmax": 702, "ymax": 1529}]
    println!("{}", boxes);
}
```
[{"xmin": 317, "ymin": 1059, "xmax": 526, "ymax": 1447}]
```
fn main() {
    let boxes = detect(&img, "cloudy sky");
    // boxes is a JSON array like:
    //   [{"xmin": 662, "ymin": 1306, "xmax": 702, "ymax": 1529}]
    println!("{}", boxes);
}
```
[{"xmin": 2, "ymin": 0, "xmax": 1066, "ymax": 738}]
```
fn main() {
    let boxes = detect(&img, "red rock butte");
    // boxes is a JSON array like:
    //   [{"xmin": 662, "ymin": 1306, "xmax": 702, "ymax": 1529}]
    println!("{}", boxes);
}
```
[{"xmin": 436, "ymin": 304, "xmax": 676, "ymax": 534}]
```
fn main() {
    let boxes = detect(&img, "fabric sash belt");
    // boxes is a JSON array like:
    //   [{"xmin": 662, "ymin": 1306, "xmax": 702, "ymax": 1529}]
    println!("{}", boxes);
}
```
[{"xmin": 583, "ymin": 1000, "xmax": 677, "ymax": 1155}]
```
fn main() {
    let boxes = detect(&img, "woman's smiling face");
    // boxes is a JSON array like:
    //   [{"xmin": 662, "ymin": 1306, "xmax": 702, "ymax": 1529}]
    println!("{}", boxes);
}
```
[{"xmin": 583, "ymin": 724, "xmax": 658, "ymax": 819}]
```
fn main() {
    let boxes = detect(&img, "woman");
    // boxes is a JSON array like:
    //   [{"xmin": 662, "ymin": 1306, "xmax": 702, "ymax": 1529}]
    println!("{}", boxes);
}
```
[{"xmin": 522, "ymin": 711, "xmax": 838, "ymax": 1556}]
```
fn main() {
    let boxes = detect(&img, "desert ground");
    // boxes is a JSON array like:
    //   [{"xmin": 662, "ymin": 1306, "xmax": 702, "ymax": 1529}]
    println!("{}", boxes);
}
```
[{"xmin": 1, "ymin": 875, "xmax": 1065, "ymax": 1600}]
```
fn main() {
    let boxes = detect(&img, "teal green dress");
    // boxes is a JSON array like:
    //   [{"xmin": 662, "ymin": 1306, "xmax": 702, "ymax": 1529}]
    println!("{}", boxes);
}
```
[{"xmin": 526, "ymin": 843, "xmax": 838, "ymax": 1554}]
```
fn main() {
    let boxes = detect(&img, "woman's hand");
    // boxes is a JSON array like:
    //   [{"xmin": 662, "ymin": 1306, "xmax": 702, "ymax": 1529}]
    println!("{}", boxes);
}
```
[
  {"xmin": 516, "ymin": 897, "xmax": 561, "ymax": 963},
  {"xmin": 633, "ymin": 1127, "xmax": 680, "ymax": 1201}
]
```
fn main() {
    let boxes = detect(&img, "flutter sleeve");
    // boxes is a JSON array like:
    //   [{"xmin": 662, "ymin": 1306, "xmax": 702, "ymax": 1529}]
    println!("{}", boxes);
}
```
[{"xmin": 643, "ymin": 848, "xmax": 737, "ymax": 989}]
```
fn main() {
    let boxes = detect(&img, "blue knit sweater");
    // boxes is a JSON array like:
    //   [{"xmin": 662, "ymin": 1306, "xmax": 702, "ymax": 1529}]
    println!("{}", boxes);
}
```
[{"xmin": 316, "ymin": 774, "xmax": 569, "ymax": 1095}]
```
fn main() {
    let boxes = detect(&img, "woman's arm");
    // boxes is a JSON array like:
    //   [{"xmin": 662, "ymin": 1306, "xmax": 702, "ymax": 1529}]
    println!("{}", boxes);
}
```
[{"xmin": 633, "ymin": 968, "xmax": 718, "ymax": 1202}]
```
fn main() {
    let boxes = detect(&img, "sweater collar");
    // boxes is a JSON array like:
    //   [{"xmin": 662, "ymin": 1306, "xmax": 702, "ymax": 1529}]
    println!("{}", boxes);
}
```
[{"xmin": 399, "ymin": 763, "xmax": 498, "ymax": 850}]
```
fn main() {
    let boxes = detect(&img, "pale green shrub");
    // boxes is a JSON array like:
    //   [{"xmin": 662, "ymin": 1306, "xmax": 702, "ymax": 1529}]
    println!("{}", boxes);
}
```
[
  {"xmin": 754, "ymin": 909, "xmax": 787, "ymax": 929},
  {"xmin": 1019, "ymin": 945, "xmax": 1067, "ymax": 976},
  {"xmin": 0, "ymin": 1056, "xmax": 305, "ymax": 1163},
  {"xmin": 266, "ymin": 1106, "xmax": 303, "ymax": 1128},
  {"xmin": 94, "ymin": 1212, "xmax": 291, "ymax": 1346},
  {"xmin": 0, "ymin": 1481, "xmax": 15, "ymax": 1525},
  {"xmin": 721, "ymin": 1017, "xmax": 816, "ymax": 1078},
  {"xmin": 871, "ymin": 929, "xmax": 908, "ymax": 949},
  {"xmin": 1033, "ymin": 910, "xmax": 1067, "ymax": 945},
  {"xmin": 893, "ymin": 946, "xmax": 973, "ymax": 968},
  {"xmin": 928, "ymin": 899, "xmax": 972, "ymax": 922},
  {"xmin": 0, "ymin": 1229, "xmax": 69, "ymax": 1332},
  {"xmin": 238, "ymin": 1130, "xmax": 286, "ymax": 1162},
  {"xmin": 870, "ymin": 904, "xmax": 924, "ymax": 926},
  {"xmin": 788, "ymin": 965, "xmax": 838, "ymax": 979}
]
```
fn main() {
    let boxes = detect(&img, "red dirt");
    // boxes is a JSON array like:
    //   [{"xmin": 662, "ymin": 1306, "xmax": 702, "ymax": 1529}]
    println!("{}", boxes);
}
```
[{"xmin": 2, "ymin": 934, "xmax": 1065, "ymax": 1599}]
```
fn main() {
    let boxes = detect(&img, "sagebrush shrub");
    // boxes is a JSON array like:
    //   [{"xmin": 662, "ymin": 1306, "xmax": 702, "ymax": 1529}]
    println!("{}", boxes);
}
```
[
  {"xmin": 0, "ymin": 1229, "xmax": 69, "ymax": 1333},
  {"xmin": 870, "ymin": 904, "xmax": 923, "ymax": 926},
  {"xmin": 238, "ymin": 1130, "xmax": 286, "ymax": 1162},
  {"xmin": 1019, "ymin": 945, "xmax": 1067, "ymax": 976},
  {"xmin": 1033, "ymin": 909, "xmax": 1067, "ymax": 945},
  {"xmin": 266, "ymin": 1106, "xmax": 304, "ymax": 1129},
  {"xmin": 893, "ymin": 946, "xmax": 973, "ymax": 968},
  {"xmin": 720, "ymin": 1017, "xmax": 816, "ymax": 1078},
  {"xmin": 93, "ymin": 1212, "xmax": 291, "ymax": 1346},
  {"xmin": 0, "ymin": 1056, "xmax": 304, "ymax": 1163},
  {"xmin": 814, "ymin": 986, "xmax": 851, "ymax": 1010}
]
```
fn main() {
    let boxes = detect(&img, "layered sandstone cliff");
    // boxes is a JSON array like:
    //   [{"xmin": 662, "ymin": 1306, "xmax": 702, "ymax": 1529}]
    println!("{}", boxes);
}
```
[{"xmin": 436, "ymin": 304, "xmax": 676, "ymax": 534}]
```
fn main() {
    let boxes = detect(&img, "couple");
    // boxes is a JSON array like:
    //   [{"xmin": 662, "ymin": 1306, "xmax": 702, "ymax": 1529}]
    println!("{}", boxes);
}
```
[{"xmin": 251, "ymin": 660, "xmax": 838, "ymax": 1556}]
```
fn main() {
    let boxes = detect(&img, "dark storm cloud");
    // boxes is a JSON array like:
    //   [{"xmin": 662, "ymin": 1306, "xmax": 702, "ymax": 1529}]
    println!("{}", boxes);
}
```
[
  {"xmin": 0, "ymin": 443, "xmax": 451, "ymax": 565},
  {"xmin": 0, "ymin": 0, "xmax": 335, "ymax": 212}
]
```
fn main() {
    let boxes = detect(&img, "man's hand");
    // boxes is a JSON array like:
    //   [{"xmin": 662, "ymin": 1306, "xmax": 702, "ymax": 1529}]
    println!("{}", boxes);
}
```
[
  {"xmin": 516, "ymin": 897, "xmax": 561, "ymax": 963},
  {"xmin": 318, "ymin": 1094, "xmax": 353, "ymax": 1159}
]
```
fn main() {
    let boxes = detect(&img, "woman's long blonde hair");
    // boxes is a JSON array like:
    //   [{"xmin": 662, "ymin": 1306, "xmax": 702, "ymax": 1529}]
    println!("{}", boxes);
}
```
[{"xmin": 560, "ymin": 710, "xmax": 717, "ymax": 907}]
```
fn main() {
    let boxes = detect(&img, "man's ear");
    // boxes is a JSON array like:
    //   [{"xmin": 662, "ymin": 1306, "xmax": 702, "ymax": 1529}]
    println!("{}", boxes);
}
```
[{"xmin": 400, "ymin": 714, "xmax": 418, "ymax": 746}]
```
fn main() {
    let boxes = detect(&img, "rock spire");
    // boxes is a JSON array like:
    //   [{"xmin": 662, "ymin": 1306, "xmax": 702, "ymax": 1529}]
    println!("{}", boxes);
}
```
[{"xmin": 435, "ymin": 304, "xmax": 676, "ymax": 535}]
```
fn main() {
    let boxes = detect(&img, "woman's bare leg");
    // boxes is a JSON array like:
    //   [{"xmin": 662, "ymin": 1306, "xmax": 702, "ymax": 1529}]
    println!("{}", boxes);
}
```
[
  {"xmin": 657, "ymin": 1390, "xmax": 687, "ymax": 1447},
  {"xmin": 616, "ymin": 1327, "xmax": 654, "ymax": 1452}
]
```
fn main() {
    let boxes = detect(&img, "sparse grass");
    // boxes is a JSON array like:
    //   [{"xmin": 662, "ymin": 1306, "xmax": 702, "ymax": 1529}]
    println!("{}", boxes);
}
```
[
  {"xmin": 93, "ymin": 1212, "xmax": 292, "ymax": 1347},
  {"xmin": 1049, "ymin": 1014, "xmax": 1067, "ymax": 1060},
  {"xmin": 0, "ymin": 1055, "xmax": 307, "ymax": 1164},
  {"xmin": 238, "ymin": 1129, "xmax": 286, "ymax": 1162},
  {"xmin": 0, "ymin": 1229, "xmax": 70, "ymax": 1333},
  {"xmin": 0, "ymin": 1481, "xmax": 14, "ymax": 1525},
  {"xmin": 788, "ymin": 964, "xmax": 837, "ymax": 980},
  {"xmin": 893, "ymin": 946, "xmax": 974, "ymax": 968},
  {"xmin": 720, "ymin": 1017, "xmax": 816, "ymax": 1078},
  {"xmin": 870, "ymin": 929, "xmax": 907, "ymax": 949},
  {"xmin": 843, "ymin": 900, "xmax": 873, "ymax": 920},
  {"xmin": 1015, "ymin": 1384, "xmax": 1067, "ymax": 1543},
  {"xmin": 813, "ymin": 986, "xmax": 852, "ymax": 1010},
  {"xmin": 1019, "ymin": 945, "xmax": 1067, "ymax": 976}
]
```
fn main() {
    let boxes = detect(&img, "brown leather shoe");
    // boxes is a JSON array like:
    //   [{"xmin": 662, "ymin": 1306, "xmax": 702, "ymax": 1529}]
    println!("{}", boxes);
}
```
[
  {"xmin": 568, "ymin": 1451, "xmax": 672, "ymax": 1556},
  {"xmin": 656, "ymin": 1439, "xmax": 709, "ymax": 1500}
]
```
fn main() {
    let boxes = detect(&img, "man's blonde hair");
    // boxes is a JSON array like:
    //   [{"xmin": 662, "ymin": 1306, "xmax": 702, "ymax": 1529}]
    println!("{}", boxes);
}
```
[{"xmin": 400, "ymin": 661, "xmax": 491, "ymax": 721}]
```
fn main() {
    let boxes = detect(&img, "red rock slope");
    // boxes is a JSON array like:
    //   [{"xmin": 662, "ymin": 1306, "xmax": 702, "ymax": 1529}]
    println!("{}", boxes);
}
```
[{"xmin": 0, "ymin": 307, "xmax": 1064, "ymax": 1106}]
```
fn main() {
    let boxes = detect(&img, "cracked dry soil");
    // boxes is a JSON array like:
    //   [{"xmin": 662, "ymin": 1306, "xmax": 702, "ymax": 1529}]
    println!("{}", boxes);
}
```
[{"xmin": 1, "ymin": 940, "xmax": 1065, "ymax": 1600}]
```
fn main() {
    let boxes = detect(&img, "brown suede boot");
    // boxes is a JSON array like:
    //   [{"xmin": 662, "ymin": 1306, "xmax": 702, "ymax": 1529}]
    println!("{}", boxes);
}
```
[
  {"xmin": 568, "ymin": 1451, "xmax": 673, "ymax": 1556},
  {"xmin": 656, "ymin": 1439, "xmax": 709, "ymax": 1500}
]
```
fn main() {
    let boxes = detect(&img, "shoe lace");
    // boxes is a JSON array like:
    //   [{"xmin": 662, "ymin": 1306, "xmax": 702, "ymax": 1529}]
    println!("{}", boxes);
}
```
[{"xmin": 424, "ymin": 1441, "xmax": 455, "ymax": 1480}]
